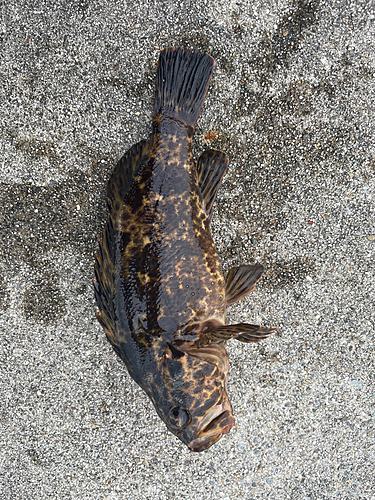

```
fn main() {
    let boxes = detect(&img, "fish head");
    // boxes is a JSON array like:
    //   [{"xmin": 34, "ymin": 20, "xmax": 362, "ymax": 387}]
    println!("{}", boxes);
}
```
[{"xmin": 149, "ymin": 341, "xmax": 235, "ymax": 452}]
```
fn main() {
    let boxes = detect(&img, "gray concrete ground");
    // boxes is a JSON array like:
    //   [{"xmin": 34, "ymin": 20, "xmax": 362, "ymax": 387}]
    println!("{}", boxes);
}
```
[{"xmin": 0, "ymin": 0, "xmax": 374, "ymax": 498}]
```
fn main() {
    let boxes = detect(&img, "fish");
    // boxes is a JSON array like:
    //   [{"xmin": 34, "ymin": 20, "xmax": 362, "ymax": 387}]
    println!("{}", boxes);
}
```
[{"xmin": 93, "ymin": 47, "xmax": 276, "ymax": 452}]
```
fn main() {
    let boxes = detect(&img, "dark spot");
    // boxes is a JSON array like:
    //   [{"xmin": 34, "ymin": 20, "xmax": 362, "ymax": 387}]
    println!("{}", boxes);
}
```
[
  {"xmin": 166, "ymin": 342, "xmax": 185, "ymax": 360},
  {"xmin": 260, "ymin": 257, "xmax": 317, "ymax": 290},
  {"xmin": 99, "ymin": 400, "xmax": 111, "ymax": 415},
  {"xmin": 231, "ymin": 11, "xmax": 245, "ymax": 39},
  {"xmin": 198, "ymin": 390, "xmax": 220, "ymax": 412},
  {"xmin": 0, "ymin": 411, "xmax": 10, "ymax": 426},
  {"xmin": 0, "ymin": 272, "xmax": 9, "ymax": 310},
  {"xmin": 23, "ymin": 269, "xmax": 66, "ymax": 324},
  {"xmin": 249, "ymin": 0, "xmax": 320, "ymax": 83},
  {"xmin": 130, "ymin": 65, "xmax": 156, "ymax": 98},
  {"xmin": 26, "ymin": 448, "xmax": 47, "ymax": 467},
  {"xmin": 75, "ymin": 282, "xmax": 87, "ymax": 295},
  {"xmin": 0, "ymin": 124, "xmax": 18, "ymax": 143},
  {"xmin": 339, "ymin": 48, "xmax": 374, "ymax": 79},
  {"xmin": 99, "ymin": 59, "xmax": 156, "ymax": 97},
  {"xmin": 75, "ymin": 0, "xmax": 90, "ymax": 12},
  {"xmin": 0, "ymin": 168, "xmax": 107, "ymax": 267},
  {"xmin": 14, "ymin": 137, "xmax": 61, "ymax": 166}
]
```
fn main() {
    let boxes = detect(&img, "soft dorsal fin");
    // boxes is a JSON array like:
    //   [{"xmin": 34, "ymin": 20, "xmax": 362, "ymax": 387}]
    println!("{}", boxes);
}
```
[
  {"xmin": 225, "ymin": 265, "xmax": 264, "ymax": 306},
  {"xmin": 94, "ymin": 140, "xmax": 149, "ymax": 358},
  {"xmin": 93, "ymin": 216, "xmax": 122, "ymax": 358},
  {"xmin": 196, "ymin": 150, "xmax": 228, "ymax": 220},
  {"xmin": 197, "ymin": 323, "xmax": 275, "ymax": 346},
  {"xmin": 106, "ymin": 139, "xmax": 150, "ymax": 220}
]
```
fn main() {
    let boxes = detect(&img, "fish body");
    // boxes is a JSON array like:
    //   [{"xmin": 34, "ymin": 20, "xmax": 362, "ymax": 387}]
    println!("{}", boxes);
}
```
[{"xmin": 94, "ymin": 48, "xmax": 275, "ymax": 451}]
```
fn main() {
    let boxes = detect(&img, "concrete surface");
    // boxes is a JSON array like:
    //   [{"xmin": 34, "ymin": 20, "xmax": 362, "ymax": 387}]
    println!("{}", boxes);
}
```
[{"xmin": 0, "ymin": 0, "xmax": 374, "ymax": 498}]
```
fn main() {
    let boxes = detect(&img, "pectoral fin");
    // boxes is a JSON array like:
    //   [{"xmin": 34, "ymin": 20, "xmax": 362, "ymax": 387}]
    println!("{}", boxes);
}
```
[
  {"xmin": 225, "ymin": 265, "xmax": 264, "ymax": 306},
  {"xmin": 177, "ymin": 344, "xmax": 229, "ymax": 373},
  {"xmin": 196, "ymin": 150, "xmax": 228, "ymax": 220},
  {"xmin": 197, "ymin": 323, "xmax": 275, "ymax": 346}
]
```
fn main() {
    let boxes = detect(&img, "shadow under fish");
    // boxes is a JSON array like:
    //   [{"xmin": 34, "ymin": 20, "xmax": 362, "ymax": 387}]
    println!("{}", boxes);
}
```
[{"xmin": 94, "ymin": 47, "xmax": 276, "ymax": 452}]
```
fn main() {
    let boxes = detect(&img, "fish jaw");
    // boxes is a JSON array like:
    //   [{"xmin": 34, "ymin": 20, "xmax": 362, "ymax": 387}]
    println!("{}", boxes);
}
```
[{"xmin": 187, "ymin": 400, "xmax": 235, "ymax": 452}]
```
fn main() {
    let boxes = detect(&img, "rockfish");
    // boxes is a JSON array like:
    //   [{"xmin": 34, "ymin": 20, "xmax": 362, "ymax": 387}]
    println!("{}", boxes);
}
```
[{"xmin": 94, "ymin": 47, "xmax": 275, "ymax": 451}]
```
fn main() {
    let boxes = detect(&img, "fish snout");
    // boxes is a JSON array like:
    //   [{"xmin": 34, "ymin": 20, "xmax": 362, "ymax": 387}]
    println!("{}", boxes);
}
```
[{"xmin": 187, "ymin": 401, "xmax": 235, "ymax": 452}]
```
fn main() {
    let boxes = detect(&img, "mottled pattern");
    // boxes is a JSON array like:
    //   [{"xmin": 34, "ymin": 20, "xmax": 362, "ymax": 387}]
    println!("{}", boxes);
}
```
[
  {"xmin": 117, "ymin": 120, "xmax": 226, "ymax": 344},
  {"xmin": 107, "ymin": 115, "xmax": 233, "ymax": 450},
  {"xmin": 94, "ymin": 48, "xmax": 270, "ymax": 452}
]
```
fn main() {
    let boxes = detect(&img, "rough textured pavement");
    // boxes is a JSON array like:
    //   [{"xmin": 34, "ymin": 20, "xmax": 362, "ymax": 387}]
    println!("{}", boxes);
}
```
[{"xmin": 0, "ymin": 0, "xmax": 374, "ymax": 498}]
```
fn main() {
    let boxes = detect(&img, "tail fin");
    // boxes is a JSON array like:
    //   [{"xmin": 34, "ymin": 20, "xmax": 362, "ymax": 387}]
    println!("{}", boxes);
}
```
[{"xmin": 153, "ymin": 47, "xmax": 214, "ymax": 127}]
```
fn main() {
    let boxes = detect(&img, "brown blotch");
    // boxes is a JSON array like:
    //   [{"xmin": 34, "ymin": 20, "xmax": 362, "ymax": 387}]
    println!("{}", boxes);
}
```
[{"xmin": 204, "ymin": 131, "xmax": 218, "ymax": 142}]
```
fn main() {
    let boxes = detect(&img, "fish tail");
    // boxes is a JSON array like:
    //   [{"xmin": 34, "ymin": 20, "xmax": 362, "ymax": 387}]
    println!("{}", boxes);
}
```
[{"xmin": 153, "ymin": 47, "xmax": 214, "ymax": 127}]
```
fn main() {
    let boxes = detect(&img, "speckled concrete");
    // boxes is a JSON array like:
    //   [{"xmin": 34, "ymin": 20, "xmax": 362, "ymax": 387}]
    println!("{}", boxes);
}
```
[{"xmin": 0, "ymin": 0, "xmax": 374, "ymax": 498}]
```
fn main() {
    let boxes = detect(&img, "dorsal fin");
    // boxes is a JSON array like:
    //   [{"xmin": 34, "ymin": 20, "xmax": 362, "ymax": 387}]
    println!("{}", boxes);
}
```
[
  {"xmin": 225, "ymin": 265, "xmax": 264, "ymax": 306},
  {"xmin": 93, "ymin": 216, "xmax": 122, "ymax": 357},
  {"xmin": 94, "ymin": 140, "xmax": 149, "ymax": 357},
  {"xmin": 196, "ymin": 150, "xmax": 228, "ymax": 219},
  {"xmin": 106, "ymin": 139, "xmax": 150, "ymax": 220}
]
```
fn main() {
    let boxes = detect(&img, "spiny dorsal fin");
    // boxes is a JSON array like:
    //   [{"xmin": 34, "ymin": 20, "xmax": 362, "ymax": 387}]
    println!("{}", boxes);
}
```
[
  {"xmin": 196, "ymin": 150, "xmax": 228, "ymax": 220},
  {"xmin": 154, "ymin": 47, "xmax": 214, "ymax": 127},
  {"xmin": 197, "ymin": 323, "xmax": 275, "ymax": 346},
  {"xmin": 225, "ymin": 265, "xmax": 264, "ymax": 306},
  {"xmin": 106, "ymin": 139, "xmax": 150, "ymax": 221}
]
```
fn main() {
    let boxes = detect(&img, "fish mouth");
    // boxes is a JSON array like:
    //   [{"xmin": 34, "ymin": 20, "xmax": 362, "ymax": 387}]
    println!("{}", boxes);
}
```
[{"xmin": 187, "ymin": 402, "xmax": 235, "ymax": 452}]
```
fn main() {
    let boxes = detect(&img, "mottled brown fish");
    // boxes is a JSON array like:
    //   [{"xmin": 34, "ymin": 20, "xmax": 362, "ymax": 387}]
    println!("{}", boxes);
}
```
[{"xmin": 94, "ymin": 47, "xmax": 275, "ymax": 452}]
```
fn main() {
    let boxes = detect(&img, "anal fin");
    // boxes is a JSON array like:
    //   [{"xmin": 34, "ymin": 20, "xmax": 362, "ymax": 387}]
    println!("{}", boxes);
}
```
[
  {"xmin": 225, "ymin": 265, "xmax": 264, "ymax": 306},
  {"xmin": 196, "ymin": 150, "xmax": 228, "ymax": 220}
]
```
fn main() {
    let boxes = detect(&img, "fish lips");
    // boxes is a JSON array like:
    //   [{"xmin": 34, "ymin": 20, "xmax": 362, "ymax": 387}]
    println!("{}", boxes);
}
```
[{"xmin": 187, "ymin": 401, "xmax": 235, "ymax": 452}]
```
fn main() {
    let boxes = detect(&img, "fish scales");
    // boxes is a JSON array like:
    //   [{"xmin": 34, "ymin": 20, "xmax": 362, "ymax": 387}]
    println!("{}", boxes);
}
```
[
  {"xmin": 119, "ymin": 124, "xmax": 225, "ymax": 335},
  {"xmin": 94, "ymin": 47, "xmax": 276, "ymax": 451}
]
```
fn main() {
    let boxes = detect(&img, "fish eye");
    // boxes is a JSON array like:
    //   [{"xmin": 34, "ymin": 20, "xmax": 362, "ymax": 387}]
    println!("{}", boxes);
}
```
[{"xmin": 169, "ymin": 407, "xmax": 191, "ymax": 429}]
